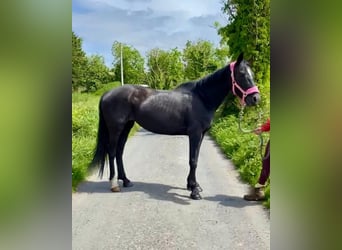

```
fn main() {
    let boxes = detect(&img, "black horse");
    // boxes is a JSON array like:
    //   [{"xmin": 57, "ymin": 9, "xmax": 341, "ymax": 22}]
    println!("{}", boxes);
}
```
[{"xmin": 90, "ymin": 53, "xmax": 260, "ymax": 199}]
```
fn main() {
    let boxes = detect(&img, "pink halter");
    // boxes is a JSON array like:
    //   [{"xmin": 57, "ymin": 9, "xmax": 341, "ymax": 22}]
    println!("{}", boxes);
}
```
[{"xmin": 230, "ymin": 61, "xmax": 259, "ymax": 105}]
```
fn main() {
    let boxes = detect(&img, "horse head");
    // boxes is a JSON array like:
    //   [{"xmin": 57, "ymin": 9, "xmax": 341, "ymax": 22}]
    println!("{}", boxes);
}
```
[{"xmin": 231, "ymin": 53, "xmax": 261, "ymax": 106}]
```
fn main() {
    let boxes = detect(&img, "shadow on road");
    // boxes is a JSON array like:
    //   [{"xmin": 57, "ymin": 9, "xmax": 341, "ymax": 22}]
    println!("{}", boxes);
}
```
[
  {"xmin": 123, "ymin": 181, "xmax": 192, "ymax": 205},
  {"xmin": 75, "ymin": 180, "xmax": 260, "ymax": 207},
  {"xmin": 204, "ymin": 194, "xmax": 261, "ymax": 208},
  {"xmin": 76, "ymin": 180, "xmax": 112, "ymax": 193},
  {"xmin": 76, "ymin": 180, "xmax": 192, "ymax": 205}
]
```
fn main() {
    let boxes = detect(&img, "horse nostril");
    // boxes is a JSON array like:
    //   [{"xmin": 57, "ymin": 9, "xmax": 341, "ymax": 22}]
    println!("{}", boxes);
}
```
[{"xmin": 252, "ymin": 95, "xmax": 260, "ymax": 105}]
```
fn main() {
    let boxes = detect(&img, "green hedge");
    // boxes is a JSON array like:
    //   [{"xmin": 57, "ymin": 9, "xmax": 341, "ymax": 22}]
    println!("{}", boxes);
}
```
[
  {"xmin": 210, "ymin": 114, "xmax": 270, "ymax": 208},
  {"xmin": 72, "ymin": 93, "xmax": 99, "ymax": 190}
]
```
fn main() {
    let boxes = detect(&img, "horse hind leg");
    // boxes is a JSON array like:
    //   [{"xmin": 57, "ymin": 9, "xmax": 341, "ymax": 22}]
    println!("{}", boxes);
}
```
[
  {"xmin": 107, "ymin": 126, "xmax": 123, "ymax": 192},
  {"xmin": 116, "ymin": 121, "xmax": 134, "ymax": 188}
]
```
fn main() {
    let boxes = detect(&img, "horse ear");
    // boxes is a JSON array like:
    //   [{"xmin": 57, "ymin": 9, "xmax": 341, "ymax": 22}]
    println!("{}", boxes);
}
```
[{"xmin": 236, "ymin": 52, "xmax": 244, "ymax": 65}]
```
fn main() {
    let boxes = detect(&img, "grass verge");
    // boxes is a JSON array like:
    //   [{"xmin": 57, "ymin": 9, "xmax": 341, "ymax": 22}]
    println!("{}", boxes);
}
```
[{"xmin": 210, "ymin": 115, "xmax": 270, "ymax": 208}]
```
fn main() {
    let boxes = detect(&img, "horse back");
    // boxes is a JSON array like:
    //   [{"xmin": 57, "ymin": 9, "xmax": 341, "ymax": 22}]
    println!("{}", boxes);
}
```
[{"xmin": 100, "ymin": 84, "xmax": 213, "ymax": 135}]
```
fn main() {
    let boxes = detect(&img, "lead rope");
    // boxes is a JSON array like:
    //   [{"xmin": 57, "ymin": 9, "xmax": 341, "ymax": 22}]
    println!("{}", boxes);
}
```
[{"xmin": 238, "ymin": 105, "xmax": 265, "ymax": 159}]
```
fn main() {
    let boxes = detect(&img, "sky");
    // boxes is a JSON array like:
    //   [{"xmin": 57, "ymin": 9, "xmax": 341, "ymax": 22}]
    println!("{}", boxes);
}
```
[{"xmin": 72, "ymin": 0, "xmax": 226, "ymax": 67}]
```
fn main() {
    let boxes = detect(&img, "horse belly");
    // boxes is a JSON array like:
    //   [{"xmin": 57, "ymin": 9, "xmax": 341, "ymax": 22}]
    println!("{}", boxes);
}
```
[
  {"xmin": 135, "ymin": 97, "xmax": 188, "ymax": 135},
  {"xmin": 135, "ymin": 111, "xmax": 186, "ymax": 135}
]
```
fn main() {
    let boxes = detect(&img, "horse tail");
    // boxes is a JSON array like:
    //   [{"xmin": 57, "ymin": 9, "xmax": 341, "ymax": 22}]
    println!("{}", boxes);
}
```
[{"xmin": 89, "ymin": 98, "xmax": 108, "ymax": 179}]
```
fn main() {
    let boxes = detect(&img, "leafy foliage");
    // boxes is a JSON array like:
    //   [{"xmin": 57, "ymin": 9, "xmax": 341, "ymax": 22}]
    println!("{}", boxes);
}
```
[
  {"xmin": 83, "ymin": 55, "xmax": 114, "ymax": 92},
  {"xmin": 182, "ymin": 40, "xmax": 228, "ymax": 80},
  {"xmin": 72, "ymin": 31, "xmax": 88, "ymax": 91},
  {"xmin": 72, "ymin": 31, "xmax": 113, "ymax": 92},
  {"xmin": 145, "ymin": 48, "xmax": 184, "ymax": 89},
  {"xmin": 72, "ymin": 93, "xmax": 99, "ymax": 189},
  {"xmin": 217, "ymin": 0, "xmax": 270, "ymax": 85},
  {"xmin": 93, "ymin": 81, "xmax": 121, "ymax": 96},
  {"xmin": 112, "ymin": 41, "xmax": 145, "ymax": 85},
  {"xmin": 210, "ymin": 114, "xmax": 270, "ymax": 207}
]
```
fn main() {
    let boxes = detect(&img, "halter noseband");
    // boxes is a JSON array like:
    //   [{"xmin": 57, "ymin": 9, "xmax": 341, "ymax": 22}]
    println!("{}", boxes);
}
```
[{"xmin": 230, "ymin": 61, "xmax": 259, "ymax": 105}]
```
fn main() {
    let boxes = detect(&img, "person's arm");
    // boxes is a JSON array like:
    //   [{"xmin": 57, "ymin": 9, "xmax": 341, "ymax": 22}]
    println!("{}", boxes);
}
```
[
  {"xmin": 260, "ymin": 118, "xmax": 270, "ymax": 132},
  {"xmin": 254, "ymin": 118, "xmax": 270, "ymax": 134}
]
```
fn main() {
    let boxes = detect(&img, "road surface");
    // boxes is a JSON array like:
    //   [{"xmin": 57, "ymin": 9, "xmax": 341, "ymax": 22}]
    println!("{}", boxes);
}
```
[{"xmin": 72, "ymin": 129, "xmax": 270, "ymax": 249}]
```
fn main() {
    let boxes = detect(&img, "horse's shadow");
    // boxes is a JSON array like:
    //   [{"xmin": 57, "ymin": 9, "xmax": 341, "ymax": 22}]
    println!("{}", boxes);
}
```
[
  {"xmin": 76, "ymin": 180, "xmax": 261, "ymax": 208},
  {"xmin": 203, "ymin": 194, "xmax": 261, "ymax": 208},
  {"xmin": 76, "ymin": 180, "xmax": 191, "ymax": 205}
]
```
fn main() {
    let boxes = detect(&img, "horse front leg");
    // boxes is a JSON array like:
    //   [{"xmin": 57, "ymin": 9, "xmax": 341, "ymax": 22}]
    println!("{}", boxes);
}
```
[{"xmin": 187, "ymin": 132, "xmax": 204, "ymax": 200}]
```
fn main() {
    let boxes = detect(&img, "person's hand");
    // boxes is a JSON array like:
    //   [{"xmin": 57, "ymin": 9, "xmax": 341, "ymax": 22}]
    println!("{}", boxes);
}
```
[{"xmin": 253, "ymin": 127, "xmax": 262, "ymax": 135}]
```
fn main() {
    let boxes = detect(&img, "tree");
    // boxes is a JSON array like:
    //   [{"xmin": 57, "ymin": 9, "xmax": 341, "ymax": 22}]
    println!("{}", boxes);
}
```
[
  {"xmin": 182, "ymin": 40, "xmax": 227, "ymax": 81},
  {"xmin": 83, "ymin": 55, "xmax": 113, "ymax": 92},
  {"xmin": 217, "ymin": 0, "xmax": 270, "ymax": 85},
  {"xmin": 111, "ymin": 41, "xmax": 145, "ymax": 85},
  {"xmin": 146, "ymin": 48, "xmax": 184, "ymax": 89},
  {"xmin": 72, "ymin": 31, "xmax": 88, "ymax": 91},
  {"xmin": 166, "ymin": 48, "xmax": 184, "ymax": 89}
]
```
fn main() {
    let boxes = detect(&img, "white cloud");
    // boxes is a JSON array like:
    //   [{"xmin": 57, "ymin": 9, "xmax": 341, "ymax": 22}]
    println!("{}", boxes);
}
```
[{"xmin": 72, "ymin": 0, "xmax": 224, "ymax": 67}]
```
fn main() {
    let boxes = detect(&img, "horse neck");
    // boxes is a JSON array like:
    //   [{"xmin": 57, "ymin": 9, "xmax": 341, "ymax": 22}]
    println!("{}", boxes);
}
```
[{"xmin": 194, "ymin": 66, "xmax": 232, "ymax": 111}]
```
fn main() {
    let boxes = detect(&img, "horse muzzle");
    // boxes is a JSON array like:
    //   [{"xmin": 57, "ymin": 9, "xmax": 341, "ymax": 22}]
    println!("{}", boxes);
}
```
[{"xmin": 245, "ymin": 92, "xmax": 261, "ymax": 106}]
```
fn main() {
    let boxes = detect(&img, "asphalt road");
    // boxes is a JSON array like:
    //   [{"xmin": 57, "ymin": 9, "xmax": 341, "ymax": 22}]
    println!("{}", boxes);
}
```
[{"xmin": 72, "ymin": 129, "xmax": 270, "ymax": 250}]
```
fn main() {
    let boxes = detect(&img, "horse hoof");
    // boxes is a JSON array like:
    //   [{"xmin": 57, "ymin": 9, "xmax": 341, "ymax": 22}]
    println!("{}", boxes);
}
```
[
  {"xmin": 190, "ymin": 192, "xmax": 202, "ymax": 200},
  {"xmin": 111, "ymin": 186, "xmax": 121, "ymax": 192},
  {"xmin": 123, "ymin": 181, "xmax": 133, "ymax": 188},
  {"xmin": 187, "ymin": 184, "xmax": 203, "ymax": 192}
]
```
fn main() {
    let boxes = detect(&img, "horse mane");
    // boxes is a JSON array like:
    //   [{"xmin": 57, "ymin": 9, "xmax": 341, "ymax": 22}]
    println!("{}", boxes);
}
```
[
  {"xmin": 171, "ymin": 66, "xmax": 231, "ymax": 110},
  {"xmin": 195, "ymin": 67, "xmax": 231, "ymax": 109},
  {"xmin": 174, "ymin": 81, "xmax": 195, "ymax": 92}
]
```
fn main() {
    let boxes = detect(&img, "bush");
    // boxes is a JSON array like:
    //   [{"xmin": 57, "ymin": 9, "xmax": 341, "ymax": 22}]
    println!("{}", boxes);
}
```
[
  {"xmin": 72, "ymin": 136, "xmax": 96, "ymax": 189},
  {"xmin": 72, "ymin": 104, "xmax": 98, "ymax": 137},
  {"xmin": 94, "ymin": 81, "xmax": 121, "ymax": 96},
  {"xmin": 210, "ymin": 109, "xmax": 270, "ymax": 208},
  {"xmin": 72, "ymin": 93, "xmax": 99, "ymax": 190}
]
